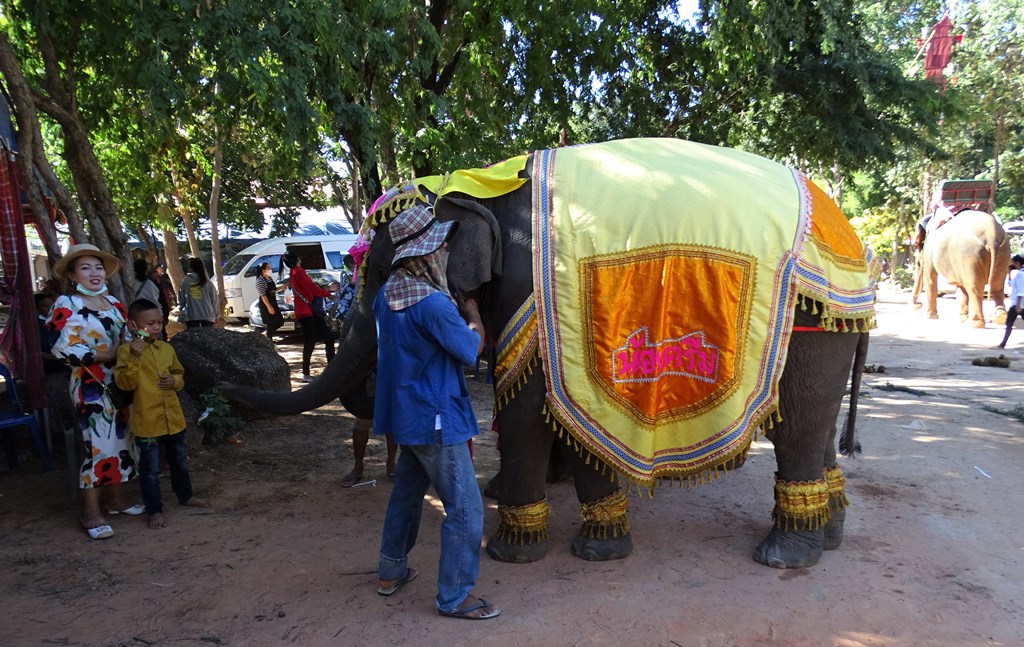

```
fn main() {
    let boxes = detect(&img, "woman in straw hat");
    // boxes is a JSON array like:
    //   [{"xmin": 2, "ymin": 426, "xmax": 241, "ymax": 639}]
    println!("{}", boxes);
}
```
[{"xmin": 46, "ymin": 244, "xmax": 141, "ymax": 540}]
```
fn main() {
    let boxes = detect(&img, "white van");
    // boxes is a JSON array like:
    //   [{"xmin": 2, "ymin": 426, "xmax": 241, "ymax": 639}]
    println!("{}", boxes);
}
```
[{"xmin": 221, "ymin": 234, "xmax": 359, "ymax": 321}]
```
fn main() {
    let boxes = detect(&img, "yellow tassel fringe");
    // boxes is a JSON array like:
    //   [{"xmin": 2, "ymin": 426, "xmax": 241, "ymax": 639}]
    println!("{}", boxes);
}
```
[
  {"xmin": 579, "ymin": 491, "xmax": 630, "ymax": 539},
  {"xmin": 772, "ymin": 476, "xmax": 831, "ymax": 530},
  {"xmin": 496, "ymin": 498, "xmax": 550, "ymax": 545},
  {"xmin": 824, "ymin": 464, "xmax": 849, "ymax": 510}
]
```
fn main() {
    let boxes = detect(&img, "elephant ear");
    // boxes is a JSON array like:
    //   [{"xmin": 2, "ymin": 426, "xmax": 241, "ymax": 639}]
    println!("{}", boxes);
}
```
[{"xmin": 434, "ymin": 195, "xmax": 502, "ymax": 294}]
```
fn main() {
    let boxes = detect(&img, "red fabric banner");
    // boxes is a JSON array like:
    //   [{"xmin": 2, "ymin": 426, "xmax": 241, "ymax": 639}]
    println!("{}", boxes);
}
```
[
  {"xmin": 925, "ymin": 16, "xmax": 953, "ymax": 84},
  {"xmin": 0, "ymin": 151, "xmax": 46, "ymax": 409}
]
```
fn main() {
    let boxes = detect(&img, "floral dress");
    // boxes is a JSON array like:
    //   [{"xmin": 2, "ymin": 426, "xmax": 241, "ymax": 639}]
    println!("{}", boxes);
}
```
[{"xmin": 47, "ymin": 294, "xmax": 137, "ymax": 489}]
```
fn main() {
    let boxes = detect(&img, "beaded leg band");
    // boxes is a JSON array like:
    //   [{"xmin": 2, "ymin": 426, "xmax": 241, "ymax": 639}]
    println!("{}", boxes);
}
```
[
  {"xmin": 495, "ymin": 498, "xmax": 549, "ymax": 545},
  {"xmin": 772, "ymin": 475, "xmax": 830, "ymax": 531},
  {"xmin": 579, "ymin": 491, "xmax": 630, "ymax": 539},
  {"xmin": 825, "ymin": 465, "xmax": 848, "ymax": 512}
]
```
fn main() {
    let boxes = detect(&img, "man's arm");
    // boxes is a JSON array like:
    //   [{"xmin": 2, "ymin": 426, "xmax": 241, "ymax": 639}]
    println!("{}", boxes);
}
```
[{"xmin": 458, "ymin": 295, "xmax": 485, "ymax": 356}]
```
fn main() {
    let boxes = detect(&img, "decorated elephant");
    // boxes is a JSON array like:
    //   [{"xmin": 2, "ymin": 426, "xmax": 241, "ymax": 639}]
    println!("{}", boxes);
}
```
[
  {"xmin": 915, "ymin": 209, "xmax": 1010, "ymax": 326},
  {"xmin": 224, "ymin": 138, "xmax": 876, "ymax": 570}
]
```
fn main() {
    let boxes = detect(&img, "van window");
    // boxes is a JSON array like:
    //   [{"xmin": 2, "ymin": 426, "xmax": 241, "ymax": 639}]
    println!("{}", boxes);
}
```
[
  {"xmin": 287, "ymin": 243, "xmax": 326, "ymax": 270},
  {"xmin": 223, "ymin": 254, "xmax": 254, "ymax": 276},
  {"xmin": 326, "ymin": 251, "xmax": 344, "ymax": 269},
  {"xmin": 243, "ymin": 254, "xmax": 282, "ymax": 278}
]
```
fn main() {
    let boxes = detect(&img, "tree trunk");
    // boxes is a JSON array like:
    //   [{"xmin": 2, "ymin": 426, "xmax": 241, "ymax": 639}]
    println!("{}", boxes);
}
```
[
  {"xmin": 208, "ymin": 128, "xmax": 227, "ymax": 319},
  {"xmin": 992, "ymin": 108, "xmax": 1004, "ymax": 211},
  {"xmin": 340, "ymin": 126, "xmax": 383, "ymax": 212},
  {"xmin": 170, "ymin": 168, "xmax": 202, "ymax": 259},
  {"xmin": 162, "ymin": 227, "xmax": 184, "ymax": 294},
  {"xmin": 26, "ymin": 27, "xmax": 134, "ymax": 298},
  {"xmin": 0, "ymin": 34, "xmax": 63, "ymax": 263},
  {"xmin": 351, "ymin": 155, "xmax": 364, "ymax": 231}
]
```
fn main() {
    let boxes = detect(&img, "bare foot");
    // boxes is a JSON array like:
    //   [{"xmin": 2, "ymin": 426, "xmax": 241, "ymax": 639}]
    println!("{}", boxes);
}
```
[
  {"xmin": 182, "ymin": 497, "xmax": 210, "ymax": 508},
  {"xmin": 148, "ymin": 513, "xmax": 166, "ymax": 529}
]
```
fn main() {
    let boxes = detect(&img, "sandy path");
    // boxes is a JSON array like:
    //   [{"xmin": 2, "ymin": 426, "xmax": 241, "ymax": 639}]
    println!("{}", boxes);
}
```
[{"xmin": 1, "ymin": 286, "xmax": 1022, "ymax": 646}]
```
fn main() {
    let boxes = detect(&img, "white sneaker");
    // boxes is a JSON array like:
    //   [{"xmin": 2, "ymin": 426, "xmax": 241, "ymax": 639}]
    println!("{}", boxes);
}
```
[{"xmin": 300, "ymin": 374, "xmax": 314, "ymax": 383}]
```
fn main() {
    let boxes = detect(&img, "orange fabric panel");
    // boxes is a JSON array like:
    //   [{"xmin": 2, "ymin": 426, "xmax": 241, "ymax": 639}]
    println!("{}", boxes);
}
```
[{"xmin": 582, "ymin": 246, "xmax": 754, "ymax": 426}]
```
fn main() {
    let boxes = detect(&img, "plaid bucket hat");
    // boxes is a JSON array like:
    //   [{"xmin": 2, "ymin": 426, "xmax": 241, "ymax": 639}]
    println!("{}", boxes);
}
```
[{"xmin": 389, "ymin": 204, "xmax": 458, "ymax": 268}]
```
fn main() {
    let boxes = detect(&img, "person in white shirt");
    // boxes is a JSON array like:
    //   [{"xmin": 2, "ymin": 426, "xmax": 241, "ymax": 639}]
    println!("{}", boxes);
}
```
[{"xmin": 997, "ymin": 254, "xmax": 1024, "ymax": 349}]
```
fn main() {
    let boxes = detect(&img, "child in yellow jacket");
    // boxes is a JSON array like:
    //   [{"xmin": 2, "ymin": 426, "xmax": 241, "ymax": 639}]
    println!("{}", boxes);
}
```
[{"xmin": 115, "ymin": 299, "xmax": 208, "ymax": 528}]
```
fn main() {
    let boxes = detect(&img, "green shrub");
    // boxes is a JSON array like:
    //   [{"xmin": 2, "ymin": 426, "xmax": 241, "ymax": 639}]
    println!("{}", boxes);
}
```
[
  {"xmin": 891, "ymin": 267, "xmax": 914, "ymax": 290},
  {"xmin": 197, "ymin": 388, "xmax": 242, "ymax": 446}
]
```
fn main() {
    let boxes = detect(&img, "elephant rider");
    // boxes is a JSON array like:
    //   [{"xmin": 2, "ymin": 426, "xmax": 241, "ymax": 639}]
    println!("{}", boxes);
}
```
[
  {"xmin": 372, "ymin": 205, "xmax": 501, "ymax": 620},
  {"xmin": 997, "ymin": 254, "xmax": 1024, "ymax": 349}
]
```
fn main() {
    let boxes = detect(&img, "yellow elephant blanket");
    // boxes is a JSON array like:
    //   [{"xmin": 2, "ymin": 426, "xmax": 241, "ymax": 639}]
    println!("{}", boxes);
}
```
[{"xmin": 512, "ymin": 138, "xmax": 876, "ymax": 486}]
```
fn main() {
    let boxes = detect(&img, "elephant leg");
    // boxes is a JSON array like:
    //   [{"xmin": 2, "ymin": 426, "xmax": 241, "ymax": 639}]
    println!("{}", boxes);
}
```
[
  {"xmin": 967, "ymin": 285, "xmax": 986, "ymax": 327},
  {"xmin": 486, "ymin": 370, "xmax": 555, "ymax": 563},
  {"xmin": 567, "ymin": 449, "xmax": 632, "ymax": 561},
  {"xmin": 753, "ymin": 327, "xmax": 858, "ymax": 569},
  {"xmin": 924, "ymin": 267, "xmax": 940, "ymax": 319},
  {"xmin": 910, "ymin": 255, "xmax": 924, "ymax": 308},
  {"xmin": 993, "ymin": 303, "xmax": 1008, "ymax": 326},
  {"xmin": 957, "ymin": 287, "xmax": 970, "ymax": 322},
  {"xmin": 822, "ymin": 443, "xmax": 848, "ymax": 551}
]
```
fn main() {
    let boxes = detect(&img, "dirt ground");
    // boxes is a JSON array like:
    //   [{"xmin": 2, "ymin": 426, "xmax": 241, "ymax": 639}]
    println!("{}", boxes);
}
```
[{"xmin": 2, "ymin": 284, "xmax": 1024, "ymax": 647}]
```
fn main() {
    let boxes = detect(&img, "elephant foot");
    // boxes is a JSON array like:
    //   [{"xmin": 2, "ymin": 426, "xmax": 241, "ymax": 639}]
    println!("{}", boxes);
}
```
[
  {"xmin": 927, "ymin": 312, "xmax": 939, "ymax": 319},
  {"xmin": 823, "ymin": 507, "xmax": 845, "ymax": 550},
  {"xmin": 571, "ymin": 527, "xmax": 633, "ymax": 561},
  {"xmin": 486, "ymin": 531, "xmax": 550, "ymax": 563},
  {"xmin": 571, "ymin": 490, "xmax": 632, "ymax": 561},
  {"xmin": 757, "ymin": 476, "xmax": 830, "ymax": 568},
  {"xmin": 823, "ymin": 466, "xmax": 848, "ymax": 551},
  {"xmin": 994, "ymin": 309, "xmax": 1008, "ymax": 325},
  {"xmin": 911, "ymin": 302, "xmax": 922, "ymax": 310},
  {"xmin": 970, "ymin": 319, "xmax": 986, "ymax": 329},
  {"xmin": 487, "ymin": 499, "xmax": 550, "ymax": 563},
  {"xmin": 752, "ymin": 526, "xmax": 824, "ymax": 569}
]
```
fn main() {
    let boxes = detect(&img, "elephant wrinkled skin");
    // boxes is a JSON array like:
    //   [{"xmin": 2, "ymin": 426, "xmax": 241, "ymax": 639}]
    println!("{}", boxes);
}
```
[{"xmin": 223, "ymin": 141, "xmax": 870, "ymax": 571}]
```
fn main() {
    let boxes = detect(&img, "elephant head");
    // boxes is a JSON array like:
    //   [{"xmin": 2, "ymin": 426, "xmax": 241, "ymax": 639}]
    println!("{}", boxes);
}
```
[{"xmin": 221, "ymin": 186, "xmax": 511, "ymax": 418}]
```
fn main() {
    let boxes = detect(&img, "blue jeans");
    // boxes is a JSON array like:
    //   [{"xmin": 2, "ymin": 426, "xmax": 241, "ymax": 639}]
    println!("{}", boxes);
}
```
[
  {"xmin": 135, "ymin": 433, "xmax": 193, "ymax": 514},
  {"xmin": 378, "ymin": 441, "xmax": 483, "ymax": 613}
]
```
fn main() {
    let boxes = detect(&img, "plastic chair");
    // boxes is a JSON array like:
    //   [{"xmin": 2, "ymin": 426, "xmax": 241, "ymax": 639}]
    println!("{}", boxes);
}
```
[{"xmin": 1, "ymin": 362, "xmax": 53, "ymax": 471}]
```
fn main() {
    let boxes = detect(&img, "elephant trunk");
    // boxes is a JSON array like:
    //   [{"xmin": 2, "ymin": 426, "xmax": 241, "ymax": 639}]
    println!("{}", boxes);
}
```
[{"xmin": 220, "ymin": 298, "xmax": 379, "ymax": 416}]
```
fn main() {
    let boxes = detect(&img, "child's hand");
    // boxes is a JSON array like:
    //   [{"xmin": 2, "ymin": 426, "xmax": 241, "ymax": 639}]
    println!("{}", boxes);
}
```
[
  {"xmin": 130, "ymin": 339, "xmax": 146, "ymax": 356},
  {"xmin": 158, "ymin": 372, "xmax": 174, "ymax": 390}
]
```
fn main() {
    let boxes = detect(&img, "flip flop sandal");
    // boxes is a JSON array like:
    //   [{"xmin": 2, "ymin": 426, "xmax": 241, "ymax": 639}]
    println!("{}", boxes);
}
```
[
  {"xmin": 438, "ymin": 597, "xmax": 502, "ymax": 620},
  {"xmin": 85, "ymin": 524, "xmax": 114, "ymax": 540},
  {"xmin": 341, "ymin": 471, "xmax": 364, "ymax": 488},
  {"xmin": 377, "ymin": 568, "xmax": 419, "ymax": 596},
  {"xmin": 108, "ymin": 504, "xmax": 146, "ymax": 516}
]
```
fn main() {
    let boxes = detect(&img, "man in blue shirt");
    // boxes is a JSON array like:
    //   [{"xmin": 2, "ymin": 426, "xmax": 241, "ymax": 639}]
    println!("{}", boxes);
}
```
[{"xmin": 373, "ymin": 204, "xmax": 501, "ymax": 620}]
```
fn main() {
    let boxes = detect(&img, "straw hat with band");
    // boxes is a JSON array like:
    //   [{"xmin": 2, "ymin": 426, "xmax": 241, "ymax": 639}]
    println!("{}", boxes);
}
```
[
  {"xmin": 53, "ymin": 243, "xmax": 121, "ymax": 279},
  {"xmin": 389, "ymin": 205, "xmax": 459, "ymax": 268}
]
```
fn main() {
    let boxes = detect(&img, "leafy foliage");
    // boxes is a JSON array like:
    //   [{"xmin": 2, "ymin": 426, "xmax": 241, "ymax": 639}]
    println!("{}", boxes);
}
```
[
  {"xmin": 2, "ymin": 0, "xmax": 1022, "ymax": 267},
  {"xmin": 198, "ymin": 388, "xmax": 243, "ymax": 446}
]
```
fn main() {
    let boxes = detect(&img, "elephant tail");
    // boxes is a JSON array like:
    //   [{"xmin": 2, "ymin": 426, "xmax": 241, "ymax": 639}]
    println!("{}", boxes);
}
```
[{"xmin": 839, "ymin": 331, "xmax": 870, "ymax": 457}]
